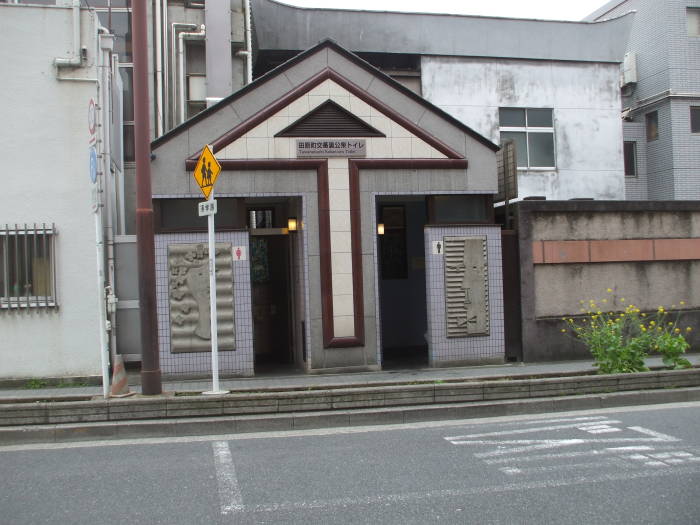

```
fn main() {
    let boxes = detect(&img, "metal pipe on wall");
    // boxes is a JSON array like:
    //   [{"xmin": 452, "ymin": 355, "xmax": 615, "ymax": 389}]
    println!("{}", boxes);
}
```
[
  {"xmin": 154, "ymin": 0, "xmax": 164, "ymax": 137},
  {"xmin": 133, "ymin": 0, "xmax": 161, "ymax": 395},
  {"xmin": 55, "ymin": 0, "xmax": 84, "ymax": 69},
  {"xmin": 170, "ymin": 23, "xmax": 198, "ymax": 128},
  {"xmin": 178, "ymin": 26, "xmax": 205, "ymax": 124}
]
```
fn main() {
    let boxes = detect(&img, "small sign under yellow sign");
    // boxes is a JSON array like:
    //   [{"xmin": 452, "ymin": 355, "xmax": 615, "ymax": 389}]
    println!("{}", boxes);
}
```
[{"xmin": 192, "ymin": 145, "xmax": 221, "ymax": 200}]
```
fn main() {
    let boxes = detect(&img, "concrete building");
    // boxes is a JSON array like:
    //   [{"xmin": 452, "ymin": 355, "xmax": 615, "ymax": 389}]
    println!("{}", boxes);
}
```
[
  {"xmin": 252, "ymin": 0, "xmax": 633, "ymax": 201},
  {"xmin": 586, "ymin": 0, "xmax": 700, "ymax": 201},
  {"xmin": 0, "ymin": 1, "xmax": 122, "ymax": 381}
]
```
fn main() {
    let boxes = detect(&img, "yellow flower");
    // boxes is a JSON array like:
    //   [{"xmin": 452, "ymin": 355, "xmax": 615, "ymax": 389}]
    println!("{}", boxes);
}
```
[
  {"xmin": 607, "ymin": 288, "xmax": 613, "ymax": 293},
  {"xmin": 680, "ymin": 301, "xmax": 686, "ymax": 306},
  {"xmin": 674, "ymin": 328, "xmax": 681, "ymax": 334},
  {"xmin": 602, "ymin": 299, "xmax": 607, "ymax": 304},
  {"xmin": 561, "ymin": 329, "xmax": 566, "ymax": 333},
  {"xmin": 641, "ymin": 313, "xmax": 647, "ymax": 317},
  {"xmin": 658, "ymin": 306, "xmax": 665, "ymax": 313},
  {"xmin": 687, "ymin": 327, "xmax": 693, "ymax": 333},
  {"xmin": 568, "ymin": 318, "xmax": 573, "ymax": 323},
  {"xmin": 640, "ymin": 325, "xmax": 647, "ymax": 332},
  {"xmin": 650, "ymin": 321, "xmax": 655, "ymax": 326},
  {"xmin": 620, "ymin": 298, "xmax": 626, "ymax": 302},
  {"xmin": 620, "ymin": 313, "xmax": 625, "ymax": 317}
]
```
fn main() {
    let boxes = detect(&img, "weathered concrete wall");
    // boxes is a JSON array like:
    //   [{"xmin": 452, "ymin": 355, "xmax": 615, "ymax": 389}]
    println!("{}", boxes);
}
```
[
  {"xmin": 422, "ymin": 57, "xmax": 625, "ymax": 201},
  {"xmin": 517, "ymin": 201, "xmax": 700, "ymax": 361},
  {"xmin": 0, "ymin": 5, "xmax": 102, "ymax": 378}
]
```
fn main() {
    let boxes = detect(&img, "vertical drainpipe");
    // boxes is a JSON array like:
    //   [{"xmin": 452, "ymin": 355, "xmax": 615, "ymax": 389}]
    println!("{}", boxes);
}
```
[{"xmin": 133, "ymin": 0, "xmax": 162, "ymax": 395}]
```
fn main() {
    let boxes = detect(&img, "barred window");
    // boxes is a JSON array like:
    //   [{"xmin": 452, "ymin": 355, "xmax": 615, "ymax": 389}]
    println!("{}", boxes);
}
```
[{"xmin": 0, "ymin": 224, "xmax": 57, "ymax": 309}]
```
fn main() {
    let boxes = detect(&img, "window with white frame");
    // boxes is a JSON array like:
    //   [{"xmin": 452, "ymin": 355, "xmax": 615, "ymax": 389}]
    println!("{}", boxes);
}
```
[
  {"xmin": 0, "ymin": 224, "xmax": 57, "ymax": 309},
  {"xmin": 499, "ymin": 108, "xmax": 555, "ymax": 169}
]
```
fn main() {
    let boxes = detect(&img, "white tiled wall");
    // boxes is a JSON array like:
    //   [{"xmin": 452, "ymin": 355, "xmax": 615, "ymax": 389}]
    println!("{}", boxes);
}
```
[
  {"xmin": 155, "ymin": 231, "xmax": 254, "ymax": 377},
  {"xmin": 424, "ymin": 225, "xmax": 505, "ymax": 365},
  {"xmin": 218, "ymin": 79, "xmax": 447, "ymax": 161}
]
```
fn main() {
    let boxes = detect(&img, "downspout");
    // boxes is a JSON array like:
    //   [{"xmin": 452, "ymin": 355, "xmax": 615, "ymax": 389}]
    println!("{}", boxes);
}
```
[
  {"xmin": 161, "ymin": 0, "xmax": 168, "ymax": 134},
  {"xmin": 55, "ymin": 0, "xmax": 86, "ymax": 69},
  {"xmin": 94, "ymin": 27, "xmax": 111, "ymax": 398},
  {"xmin": 178, "ymin": 25, "xmax": 205, "ymax": 124},
  {"xmin": 170, "ymin": 23, "xmax": 198, "ymax": 127},
  {"xmin": 98, "ymin": 31, "xmax": 119, "ymax": 369},
  {"xmin": 237, "ymin": 0, "xmax": 253, "ymax": 84},
  {"xmin": 154, "ymin": 0, "xmax": 164, "ymax": 137}
]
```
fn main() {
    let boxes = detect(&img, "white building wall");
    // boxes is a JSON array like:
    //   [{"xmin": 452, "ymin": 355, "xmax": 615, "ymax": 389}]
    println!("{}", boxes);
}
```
[
  {"xmin": 0, "ymin": 5, "xmax": 102, "ymax": 378},
  {"xmin": 422, "ymin": 57, "xmax": 625, "ymax": 200}
]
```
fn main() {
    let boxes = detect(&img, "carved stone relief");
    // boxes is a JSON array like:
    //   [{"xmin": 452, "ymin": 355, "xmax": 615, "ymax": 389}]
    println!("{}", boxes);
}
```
[
  {"xmin": 444, "ymin": 236, "xmax": 489, "ymax": 337},
  {"xmin": 168, "ymin": 243, "xmax": 236, "ymax": 352}
]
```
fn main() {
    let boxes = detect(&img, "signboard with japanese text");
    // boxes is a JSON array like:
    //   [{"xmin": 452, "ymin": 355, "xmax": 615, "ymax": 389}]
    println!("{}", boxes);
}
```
[{"xmin": 296, "ymin": 139, "xmax": 366, "ymax": 158}]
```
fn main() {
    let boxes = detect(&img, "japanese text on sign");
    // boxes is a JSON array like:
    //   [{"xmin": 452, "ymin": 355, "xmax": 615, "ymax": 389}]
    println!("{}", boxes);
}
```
[{"xmin": 296, "ymin": 139, "xmax": 366, "ymax": 158}]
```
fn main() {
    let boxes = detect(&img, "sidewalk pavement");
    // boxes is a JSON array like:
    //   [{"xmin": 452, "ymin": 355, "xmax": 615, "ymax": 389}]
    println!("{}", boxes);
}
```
[{"xmin": 3, "ymin": 355, "xmax": 699, "ymax": 400}]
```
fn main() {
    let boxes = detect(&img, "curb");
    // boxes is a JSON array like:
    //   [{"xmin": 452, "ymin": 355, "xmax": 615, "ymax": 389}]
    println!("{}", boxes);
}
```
[
  {"xmin": 3, "ymin": 368, "xmax": 700, "ymax": 427},
  {"xmin": 1, "ymin": 387, "xmax": 699, "ymax": 446}
]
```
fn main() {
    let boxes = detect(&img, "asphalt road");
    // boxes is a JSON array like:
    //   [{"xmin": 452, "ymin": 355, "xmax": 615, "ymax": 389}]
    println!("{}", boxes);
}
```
[{"xmin": 2, "ymin": 403, "xmax": 700, "ymax": 524}]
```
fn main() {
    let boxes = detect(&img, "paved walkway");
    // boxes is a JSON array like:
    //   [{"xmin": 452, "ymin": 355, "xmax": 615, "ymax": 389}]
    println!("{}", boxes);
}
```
[{"xmin": 3, "ymin": 355, "xmax": 699, "ymax": 399}]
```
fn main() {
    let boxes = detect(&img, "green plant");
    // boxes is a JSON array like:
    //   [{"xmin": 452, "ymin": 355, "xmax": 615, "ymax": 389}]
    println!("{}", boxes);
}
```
[
  {"xmin": 562, "ymin": 290, "xmax": 693, "ymax": 374},
  {"xmin": 24, "ymin": 379, "xmax": 48, "ymax": 389}
]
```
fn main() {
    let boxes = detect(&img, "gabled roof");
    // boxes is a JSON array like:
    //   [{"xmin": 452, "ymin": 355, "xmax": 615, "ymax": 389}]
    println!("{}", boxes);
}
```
[{"xmin": 152, "ymin": 39, "xmax": 498, "ymax": 153}]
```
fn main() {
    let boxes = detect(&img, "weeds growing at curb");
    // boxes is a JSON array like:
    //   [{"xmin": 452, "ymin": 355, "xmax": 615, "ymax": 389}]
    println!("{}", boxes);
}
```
[
  {"xmin": 562, "ymin": 289, "xmax": 693, "ymax": 374},
  {"xmin": 24, "ymin": 379, "xmax": 48, "ymax": 389}
]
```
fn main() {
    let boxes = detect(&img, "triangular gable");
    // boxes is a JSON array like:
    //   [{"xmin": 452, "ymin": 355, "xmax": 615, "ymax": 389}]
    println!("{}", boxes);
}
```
[
  {"xmin": 276, "ymin": 100, "xmax": 385, "ymax": 137},
  {"xmin": 214, "ymin": 78, "xmax": 447, "ymax": 161}
]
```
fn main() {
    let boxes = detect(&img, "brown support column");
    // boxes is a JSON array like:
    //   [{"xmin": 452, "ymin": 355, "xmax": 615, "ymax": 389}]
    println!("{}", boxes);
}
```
[{"xmin": 133, "ymin": 0, "xmax": 161, "ymax": 394}]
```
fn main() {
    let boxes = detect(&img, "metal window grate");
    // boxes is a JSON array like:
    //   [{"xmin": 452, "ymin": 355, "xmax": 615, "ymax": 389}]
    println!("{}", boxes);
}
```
[{"xmin": 0, "ymin": 223, "xmax": 57, "ymax": 310}]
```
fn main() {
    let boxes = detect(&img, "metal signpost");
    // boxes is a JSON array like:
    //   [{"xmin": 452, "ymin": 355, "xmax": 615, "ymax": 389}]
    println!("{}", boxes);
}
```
[{"xmin": 192, "ymin": 145, "xmax": 227, "ymax": 395}]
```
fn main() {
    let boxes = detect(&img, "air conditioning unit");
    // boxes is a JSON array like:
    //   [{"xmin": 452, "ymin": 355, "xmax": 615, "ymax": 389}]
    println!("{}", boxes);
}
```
[{"xmin": 620, "ymin": 52, "xmax": 638, "ymax": 87}]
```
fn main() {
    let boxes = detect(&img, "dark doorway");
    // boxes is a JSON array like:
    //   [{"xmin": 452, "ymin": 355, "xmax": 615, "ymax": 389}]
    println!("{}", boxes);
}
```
[
  {"xmin": 250, "ymin": 234, "xmax": 293, "ymax": 372},
  {"xmin": 377, "ymin": 197, "xmax": 429, "ymax": 369}
]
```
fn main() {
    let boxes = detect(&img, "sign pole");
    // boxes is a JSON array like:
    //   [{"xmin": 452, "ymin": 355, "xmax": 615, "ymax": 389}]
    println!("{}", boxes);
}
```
[
  {"xmin": 193, "ymin": 144, "xmax": 226, "ymax": 395},
  {"xmin": 204, "ymin": 187, "xmax": 226, "ymax": 394}
]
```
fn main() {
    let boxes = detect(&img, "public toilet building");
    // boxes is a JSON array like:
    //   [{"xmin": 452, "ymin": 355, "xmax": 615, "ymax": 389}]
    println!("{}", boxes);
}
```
[{"xmin": 149, "ymin": 41, "xmax": 504, "ymax": 377}]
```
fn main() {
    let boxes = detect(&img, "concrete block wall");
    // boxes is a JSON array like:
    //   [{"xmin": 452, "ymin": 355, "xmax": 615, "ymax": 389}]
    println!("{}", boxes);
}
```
[{"xmin": 517, "ymin": 200, "xmax": 700, "ymax": 362}]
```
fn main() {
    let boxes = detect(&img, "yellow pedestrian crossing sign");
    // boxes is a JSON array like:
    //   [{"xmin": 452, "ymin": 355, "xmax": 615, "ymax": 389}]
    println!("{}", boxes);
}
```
[{"xmin": 192, "ymin": 145, "xmax": 221, "ymax": 200}]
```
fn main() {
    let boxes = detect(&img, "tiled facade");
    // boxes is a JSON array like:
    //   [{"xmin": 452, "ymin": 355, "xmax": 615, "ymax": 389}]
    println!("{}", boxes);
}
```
[
  {"xmin": 155, "ymin": 231, "xmax": 254, "ymax": 377},
  {"xmin": 424, "ymin": 225, "xmax": 504, "ymax": 366},
  {"xmin": 591, "ymin": 0, "xmax": 700, "ymax": 200},
  {"xmin": 149, "ymin": 42, "xmax": 504, "ymax": 374}
]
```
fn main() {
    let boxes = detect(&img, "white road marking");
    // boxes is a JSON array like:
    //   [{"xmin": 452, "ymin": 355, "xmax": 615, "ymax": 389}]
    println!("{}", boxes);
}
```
[
  {"xmin": 627, "ymin": 426, "xmax": 681, "ymax": 442},
  {"xmin": 483, "ymin": 445, "xmax": 659, "ymax": 464},
  {"xmin": 498, "ymin": 460, "xmax": 614, "ymax": 475},
  {"xmin": 241, "ymin": 465, "xmax": 700, "ymax": 514},
  {"xmin": 212, "ymin": 441, "xmax": 243, "ymax": 514},
  {"xmin": 444, "ymin": 420, "xmax": 622, "ymax": 442}
]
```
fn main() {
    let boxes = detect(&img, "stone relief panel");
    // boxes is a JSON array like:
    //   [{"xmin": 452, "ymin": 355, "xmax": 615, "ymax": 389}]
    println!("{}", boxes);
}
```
[
  {"xmin": 168, "ymin": 243, "xmax": 236, "ymax": 352},
  {"xmin": 444, "ymin": 236, "xmax": 490, "ymax": 337}
]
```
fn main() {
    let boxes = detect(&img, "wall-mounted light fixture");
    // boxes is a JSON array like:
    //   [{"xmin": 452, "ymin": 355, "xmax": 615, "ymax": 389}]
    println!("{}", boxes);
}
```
[
  {"xmin": 287, "ymin": 217, "xmax": 298, "ymax": 232},
  {"xmin": 377, "ymin": 222, "xmax": 385, "ymax": 235}
]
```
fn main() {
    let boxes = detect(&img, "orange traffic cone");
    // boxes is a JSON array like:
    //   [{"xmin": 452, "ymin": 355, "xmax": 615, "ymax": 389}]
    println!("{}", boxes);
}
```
[{"xmin": 109, "ymin": 355, "xmax": 134, "ymax": 397}]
